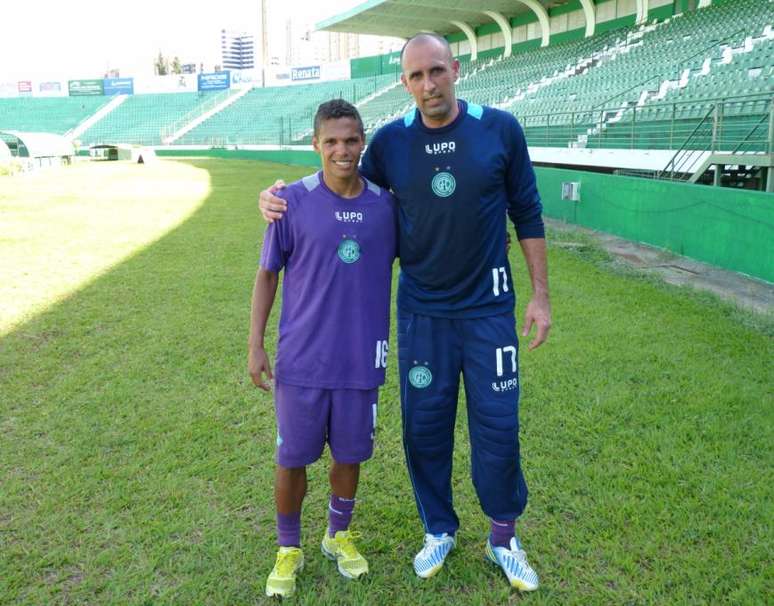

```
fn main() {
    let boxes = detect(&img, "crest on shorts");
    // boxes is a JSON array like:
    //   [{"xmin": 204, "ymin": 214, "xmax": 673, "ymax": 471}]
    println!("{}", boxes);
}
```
[
  {"xmin": 337, "ymin": 237, "xmax": 361, "ymax": 263},
  {"xmin": 431, "ymin": 170, "xmax": 455, "ymax": 198},
  {"xmin": 408, "ymin": 364, "xmax": 432, "ymax": 389}
]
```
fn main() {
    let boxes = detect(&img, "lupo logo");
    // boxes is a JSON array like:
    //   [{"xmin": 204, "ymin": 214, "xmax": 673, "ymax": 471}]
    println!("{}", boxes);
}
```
[
  {"xmin": 425, "ymin": 141, "xmax": 456, "ymax": 155},
  {"xmin": 335, "ymin": 211, "xmax": 364, "ymax": 223},
  {"xmin": 491, "ymin": 378, "xmax": 519, "ymax": 392}
]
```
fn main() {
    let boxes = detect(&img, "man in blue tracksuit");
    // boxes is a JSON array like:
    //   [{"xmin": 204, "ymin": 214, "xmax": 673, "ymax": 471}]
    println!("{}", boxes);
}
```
[{"xmin": 260, "ymin": 33, "xmax": 551, "ymax": 591}]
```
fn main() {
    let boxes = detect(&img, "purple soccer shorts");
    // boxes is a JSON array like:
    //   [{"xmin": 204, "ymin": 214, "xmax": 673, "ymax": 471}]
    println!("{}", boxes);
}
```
[{"xmin": 274, "ymin": 381, "xmax": 378, "ymax": 468}]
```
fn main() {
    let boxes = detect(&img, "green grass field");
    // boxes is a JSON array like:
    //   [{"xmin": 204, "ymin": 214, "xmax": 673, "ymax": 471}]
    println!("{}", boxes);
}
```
[{"xmin": 1, "ymin": 159, "xmax": 771, "ymax": 605}]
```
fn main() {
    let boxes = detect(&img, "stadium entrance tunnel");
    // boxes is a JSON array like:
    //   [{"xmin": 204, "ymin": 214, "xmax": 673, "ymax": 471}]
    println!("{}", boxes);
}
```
[{"xmin": 0, "ymin": 130, "xmax": 74, "ymax": 171}]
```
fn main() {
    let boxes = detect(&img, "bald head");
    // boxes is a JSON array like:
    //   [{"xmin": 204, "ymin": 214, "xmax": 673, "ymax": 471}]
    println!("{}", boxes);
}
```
[
  {"xmin": 399, "ymin": 32, "xmax": 460, "ymax": 128},
  {"xmin": 400, "ymin": 33, "xmax": 454, "ymax": 69}
]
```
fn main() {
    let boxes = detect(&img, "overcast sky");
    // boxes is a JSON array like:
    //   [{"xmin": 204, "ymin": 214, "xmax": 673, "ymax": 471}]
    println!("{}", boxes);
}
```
[{"xmin": 1, "ymin": 0, "xmax": 367, "ymax": 80}]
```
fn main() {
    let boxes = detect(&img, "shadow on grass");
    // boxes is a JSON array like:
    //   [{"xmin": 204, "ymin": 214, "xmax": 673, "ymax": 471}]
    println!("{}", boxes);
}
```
[{"xmin": 0, "ymin": 159, "xmax": 322, "ymax": 603}]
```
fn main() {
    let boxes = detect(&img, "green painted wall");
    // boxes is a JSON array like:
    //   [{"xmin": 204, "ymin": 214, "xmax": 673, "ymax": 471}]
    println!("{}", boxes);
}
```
[
  {"xmin": 351, "ymin": 55, "xmax": 381, "ymax": 79},
  {"xmin": 535, "ymin": 167, "xmax": 773, "ymax": 282},
  {"xmin": 547, "ymin": 28, "xmax": 588, "ymax": 47},
  {"xmin": 649, "ymin": 4, "xmax": 676, "ymax": 21},
  {"xmin": 380, "ymin": 51, "xmax": 402, "ymax": 76},
  {"xmin": 351, "ymin": 50, "xmax": 401, "ymax": 79},
  {"xmin": 594, "ymin": 14, "xmax": 637, "ymax": 33},
  {"xmin": 550, "ymin": 0, "xmax": 585, "ymax": 18}
]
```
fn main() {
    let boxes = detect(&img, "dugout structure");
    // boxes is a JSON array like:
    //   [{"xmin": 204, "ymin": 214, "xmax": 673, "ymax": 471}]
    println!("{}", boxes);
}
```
[{"xmin": 89, "ymin": 144, "xmax": 157, "ymax": 163}]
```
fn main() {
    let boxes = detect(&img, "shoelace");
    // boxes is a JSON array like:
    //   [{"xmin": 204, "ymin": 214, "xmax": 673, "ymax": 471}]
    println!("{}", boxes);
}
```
[
  {"xmin": 418, "ymin": 534, "xmax": 450, "ymax": 559},
  {"xmin": 334, "ymin": 531, "xmax": 362, "ymax": 559},
  {"xmin": 504, "ymin": 545, "xmax": 529, "ymax": 565},
  {"xmin": 275, "ymin": 549, "xmax": 301, "ymax": 575}
]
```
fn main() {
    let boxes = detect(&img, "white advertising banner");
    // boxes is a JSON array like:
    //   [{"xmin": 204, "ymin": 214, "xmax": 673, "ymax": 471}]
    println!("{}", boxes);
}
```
[
  {"xmin": 264, "ymin": 67, "xmax": 292, "ymax": 88},
  {"xmin": 133, "ymin": 74, "xmax": 198, "ymax": 94},
  {"xmin": 264, "ymin": 60, "xmax": 351, "ymax": 88},
  {"xmin": 34, "ymin": 80, "xmax": 68, "ymax": 97},
  {"xmin": 0, "ymin": 82, "xmax": 18, "ymax": 98},
  {"xmin": 321, "ymin": 60, "xmax": 351, "ymax": 82},
  {"xmin": 230, "ymin": 69, "xmax": 262, "ymax": 90}
]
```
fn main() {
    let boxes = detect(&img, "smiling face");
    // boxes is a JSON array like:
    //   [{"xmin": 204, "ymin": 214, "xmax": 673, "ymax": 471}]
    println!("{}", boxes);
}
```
[
  {"xmin": 400, "ymin": 35, "xmax": 460, "ymax": 128},
  {"xmin": 312, "ymin": 116, "xmax": 365, "ymax": 183}
]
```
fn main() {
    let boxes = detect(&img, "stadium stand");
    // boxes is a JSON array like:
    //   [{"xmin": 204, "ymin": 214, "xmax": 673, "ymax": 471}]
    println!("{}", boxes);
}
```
[
  {"xmin": 177, "ymin": 74, "xmax": 397, "ymax": 145},
  {"xmin": 357, "ymin": 0, "xmax": 773, "ymax": 154},
  {"xmin": 0, "ymin": 97, "xmax": 108, "ymax": 135},
  {"xmin": 579, "ymin": 0, "xmax": 774, "ymax": 152},
  {"xmin": 78, "ymin": 92, "xmax": 233, "ymax": 146}
]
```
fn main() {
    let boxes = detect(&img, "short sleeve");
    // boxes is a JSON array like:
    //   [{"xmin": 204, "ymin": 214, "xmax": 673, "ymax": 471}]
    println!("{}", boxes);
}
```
[{"xmin": 259, "ymin": 192, "xmax": 293, "ymax": 271}]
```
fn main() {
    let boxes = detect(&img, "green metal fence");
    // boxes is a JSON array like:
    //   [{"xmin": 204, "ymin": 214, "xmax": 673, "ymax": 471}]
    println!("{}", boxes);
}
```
[{"xmin": 519, "ymin": 92, "xmax": 773, "ymax": 153}]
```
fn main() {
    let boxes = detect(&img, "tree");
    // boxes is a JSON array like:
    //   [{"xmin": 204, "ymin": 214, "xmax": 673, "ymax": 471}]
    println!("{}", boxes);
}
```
[
  {"xmin": 171, "ymin": 56, "xmax": 182, "ymax": 75},
  {"xmin": 154, "ymin": 51, "xmax": 169, "ymax": 76}
]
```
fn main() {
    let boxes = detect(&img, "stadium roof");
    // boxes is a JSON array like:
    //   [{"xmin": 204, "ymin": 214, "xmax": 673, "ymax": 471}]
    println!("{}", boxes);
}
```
[
  {"xmin": 315, "ymin": 0, "xmax": 599, "ymax": 56},
  {"xmin": 316, "ymin": 0, "xmax": 588, "ymax": 39}
]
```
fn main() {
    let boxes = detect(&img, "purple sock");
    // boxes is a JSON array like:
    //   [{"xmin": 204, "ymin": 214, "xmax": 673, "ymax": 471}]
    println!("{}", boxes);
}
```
[
  {"xmin": 328, "ymin": 495, "xmax": 356, "ymax": 537},
  {"xmin": 490, "ymin": 518, "xmax": 515, "ymax": 548},
  {"xmin": 277, "ymin": 511, "xmax": 301, "ymax": 547}
]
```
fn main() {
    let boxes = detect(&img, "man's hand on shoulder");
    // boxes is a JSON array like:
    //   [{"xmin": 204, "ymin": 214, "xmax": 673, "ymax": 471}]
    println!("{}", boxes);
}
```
[
  {"xmin": 248, "ymin": 345, "xmax": 274, "ymax": 391},
  {"xmin": 259, "ymin": 179, "xmax": 288, "ymax": 223},
  {"xmin": 522, "ymin": 294, "xmax": 551, "ymax": 351}
]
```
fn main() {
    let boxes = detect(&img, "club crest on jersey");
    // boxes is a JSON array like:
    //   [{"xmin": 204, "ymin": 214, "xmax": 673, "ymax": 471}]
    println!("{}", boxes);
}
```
[
  {"xmin": 408, "ymin": 364, "xmax": 432, "ymax": 389},
  {"xmin": 431, "ymin": 170, "xmax": 456, "ymax": 198},
  {"xmin": 335, "ymin": 211, "xmax": 364, "ymax": 223},
  {"xmin": 491, "ymin": 378, "xmax": 519, "ymax": 392},
  {"xmin": 337, "ymin": 237, "xmax": 361, "ymax": 263},
  {"xmin": 425, "ymin": 141, "xmax": 456, "ymax": 155}
]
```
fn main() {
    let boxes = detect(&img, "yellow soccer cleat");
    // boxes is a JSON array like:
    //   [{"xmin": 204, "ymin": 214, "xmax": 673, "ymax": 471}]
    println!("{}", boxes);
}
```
[
  {"xmin": 321, "ymin": 529, "xmax": 369, "ymax": 579},
  {"xmin": 266, "ymin": 546, "xmax": 304, "ymax": 598}
]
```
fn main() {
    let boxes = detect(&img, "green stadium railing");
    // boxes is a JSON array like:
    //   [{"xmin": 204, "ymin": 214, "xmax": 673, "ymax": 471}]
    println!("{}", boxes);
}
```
[{"xmin": 519, "ymin": 92, "xmax": 773, "ymax": 153}]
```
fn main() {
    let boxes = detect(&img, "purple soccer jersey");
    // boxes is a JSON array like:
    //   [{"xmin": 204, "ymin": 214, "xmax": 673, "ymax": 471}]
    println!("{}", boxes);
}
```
[{"xmin": 260, "ymin": 171, "xmax": 397, "ymax": 390}]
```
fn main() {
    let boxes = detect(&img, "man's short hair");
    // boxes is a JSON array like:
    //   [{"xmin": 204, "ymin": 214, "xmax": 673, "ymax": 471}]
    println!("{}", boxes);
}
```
[
  {"xmin": 400, "ymin": 33, "xmax": 454, "ymax": 67},
  {"xmin": 313, "ymin": 99, "xmax": 364, "ymax": 138}
]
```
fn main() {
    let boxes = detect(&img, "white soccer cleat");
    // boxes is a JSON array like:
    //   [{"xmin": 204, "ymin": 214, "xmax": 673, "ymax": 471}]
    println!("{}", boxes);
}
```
[
  {"xmin": 413, "ymin": 533, "xmax": 455, "ymax": 578},
  {"xmin": 485, "ymin": 536, "xmax": 539, "ymax": 591}
]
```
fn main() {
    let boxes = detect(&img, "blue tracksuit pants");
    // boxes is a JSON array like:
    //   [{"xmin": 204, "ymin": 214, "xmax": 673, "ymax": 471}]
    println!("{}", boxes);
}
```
[{"xmin": 397, "ymin": 309, "xmax": 528, "ymax": 535}]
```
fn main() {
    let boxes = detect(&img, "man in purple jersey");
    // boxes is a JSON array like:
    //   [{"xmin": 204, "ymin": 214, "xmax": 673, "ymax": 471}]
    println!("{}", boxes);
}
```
[{"xmin": 248, "ymin": 99, "xmax": 396, "ymax": 599}]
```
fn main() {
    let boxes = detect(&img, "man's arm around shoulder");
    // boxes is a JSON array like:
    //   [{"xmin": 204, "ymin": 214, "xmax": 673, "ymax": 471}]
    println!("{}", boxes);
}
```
[{"xmin": 259, "ymin": 180, "xmax": 288, "ymax": 223}]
